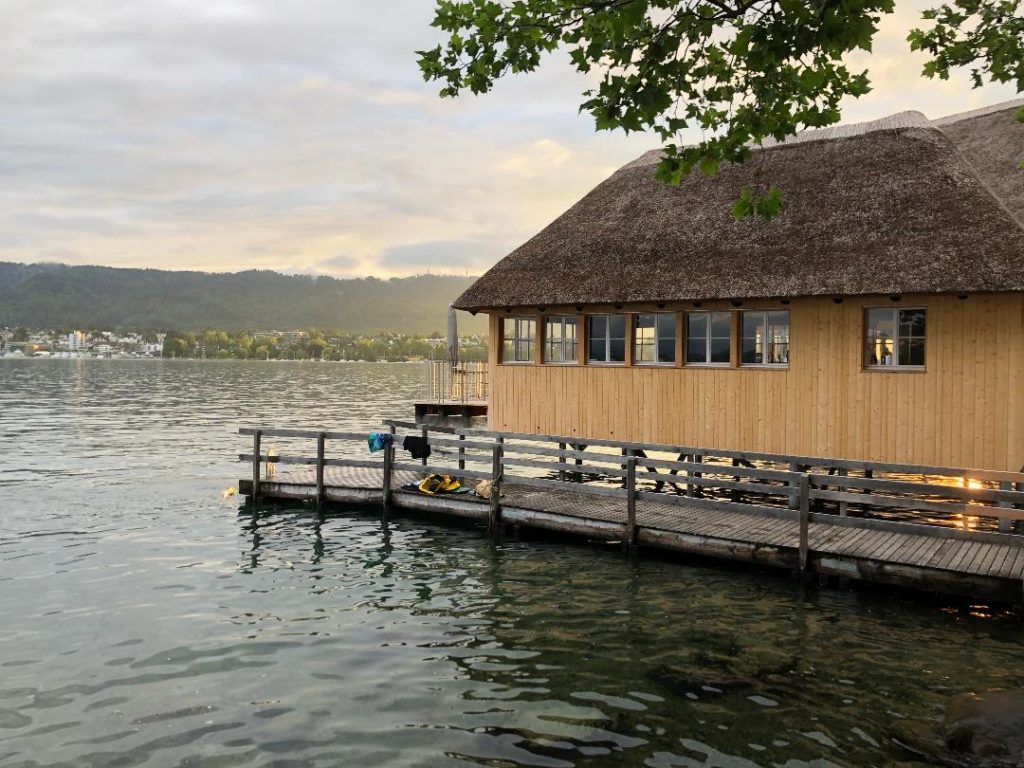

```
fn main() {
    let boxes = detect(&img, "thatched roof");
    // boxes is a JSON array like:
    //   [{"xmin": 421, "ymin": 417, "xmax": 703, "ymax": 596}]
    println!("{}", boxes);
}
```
[
  {"xmin": 938, "ymin": 99, "xmax": 1024, "ymax": 227},
  {"xmin": 455, "ymin": 101, "xmax": 1024, "ymax": 311}
]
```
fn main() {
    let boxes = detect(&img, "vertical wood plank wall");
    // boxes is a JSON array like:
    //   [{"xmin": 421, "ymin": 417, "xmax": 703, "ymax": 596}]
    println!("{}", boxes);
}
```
[{"xmin": 487, "ymin": 293, "xmax": 1024, "ymax": 471}]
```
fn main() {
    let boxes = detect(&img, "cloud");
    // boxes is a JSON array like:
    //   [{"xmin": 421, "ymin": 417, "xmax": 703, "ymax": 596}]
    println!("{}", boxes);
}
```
[{"xmin": 0, "ymin": 0, "xmax": 1016, "ymax": 278}]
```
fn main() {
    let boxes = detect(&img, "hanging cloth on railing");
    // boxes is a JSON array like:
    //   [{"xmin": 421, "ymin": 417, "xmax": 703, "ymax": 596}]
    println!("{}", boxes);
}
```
[
  {"xmin": 367, "ymin": 432, "xmax": 393, "ymax": 453},
  {"xmin": 403, "ymin": 435, "xmax": 431, "ymax": 460}
]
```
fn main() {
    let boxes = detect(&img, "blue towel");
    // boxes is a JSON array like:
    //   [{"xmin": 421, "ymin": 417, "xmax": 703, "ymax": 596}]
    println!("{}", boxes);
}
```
[{"xmin": 368, "ymin": 432, "xmax": 393, "ymax": 453}]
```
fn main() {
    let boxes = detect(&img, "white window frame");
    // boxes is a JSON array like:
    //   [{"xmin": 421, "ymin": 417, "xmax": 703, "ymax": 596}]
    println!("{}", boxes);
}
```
[
  {"xmin": 501, "ymin": 317, "xmax": 536, "ymax": 364},
  {"xmin": 740, "ymin": 310, "xmax": 790, "ymax": 367},
  {"xmin": 685, "ymin": 311, "xmax": 732, "ymax": 366},
  {"xmin": 543, "ymin": 316, "xmax": 579, "ymax": 364},
  {"xmin": 633, "ymin": 312, "xmax": 676, "ymax": 365},
  {"xmin": 864, "ymin": 306, "xmax": 926, "ymax": 370},
  {"xmin": 586, "ymin": 314, "xmax": 627, "ymax": 365}
]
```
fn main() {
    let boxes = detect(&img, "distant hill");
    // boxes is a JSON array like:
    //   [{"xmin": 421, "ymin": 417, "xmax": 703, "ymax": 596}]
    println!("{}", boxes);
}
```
[{"xmin": 0, "ymin": 262, "xmax": 486, "ymax": 334}]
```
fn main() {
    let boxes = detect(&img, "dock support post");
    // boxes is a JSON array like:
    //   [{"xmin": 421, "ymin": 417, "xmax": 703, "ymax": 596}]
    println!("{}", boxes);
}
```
[
  {"xmin": 837, "ymin": 467, "xmax": 848, "ymax": 517},
  {"xmin": 315, "ymin": 432, "xmax": 326, "ymax": 508},
  {"xmin": 626, "ymin": 456, "xmax": 637, "ymax": 548},
  {"xmin": 998, "ymin": 481, "xmax": 1012, "ymax": 532},
  {"xmin": 798, "ymin": 474, "xmax": 810, "ymax": 575},
  {"xmin": 421, "ymin": 426, "xmax": 429, "ymax": 467},
  {"xmin": 788, "ymin": 462, "xmax": 801, "ymax": 510},
  {"xmin": 381, "ymin": 443, "xmax": 394, "ymax": 521},
  {"xmin": 252, "ymin": 430, "xmax": 262, "ymax": 504},
  {"xmin": 489, "ymin": 440, "xmax": 503, "ymax": 536}
]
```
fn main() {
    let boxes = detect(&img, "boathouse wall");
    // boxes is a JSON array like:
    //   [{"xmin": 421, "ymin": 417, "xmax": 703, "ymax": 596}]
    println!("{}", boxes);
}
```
[{"xmin": 486, "ymin": 293, "xmax": 1024, "ymax": 471}]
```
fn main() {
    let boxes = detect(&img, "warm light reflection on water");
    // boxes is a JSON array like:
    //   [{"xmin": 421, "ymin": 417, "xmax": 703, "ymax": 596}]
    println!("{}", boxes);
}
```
[{"xmin": 1, "ymin": 359, "xmax": 1021, "ymax": 768}]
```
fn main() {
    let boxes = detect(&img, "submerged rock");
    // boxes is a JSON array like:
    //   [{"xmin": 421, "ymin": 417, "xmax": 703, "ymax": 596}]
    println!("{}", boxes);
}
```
[
  {"xmin": 943, "ymin": 690, "xmax": 1024, "ymax": 763},
  {"xmin": 891, "ymin": 689, "xmax": 1024, "ymax": 767}
]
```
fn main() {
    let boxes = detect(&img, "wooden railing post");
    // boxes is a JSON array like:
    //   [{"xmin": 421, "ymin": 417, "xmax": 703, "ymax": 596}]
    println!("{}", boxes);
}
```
[
  {"xmin": 788, "ymin": 462, "xmax": 802, "ymax": 509},
  {"xmin": 626, "ymin": 456, "xmax": 637, "ymax": 548},
  {"xmin": 421, "ymin": 426, "xmax": 429, "ymax": 467},
  {"xmin": 798, "ymin": 473, "xmax": 810, "ymax": 575},
  {"xmin": 252, "ymin": 430, "xmax": 262, "ymax": 503},
  {"xmin": 837, "ymin": 467, "xmax": 848, "ymax": 517},
  {"xmin": 489, "ymin": 440, "xmax": 503, "ymax": 535},
  {"xmin": 381, "ymin": 443, "xmax": 394, "ymax": 521},
  {"xmin": 692, "ymin": 454, "xmax": 703, "ymax": 498},
  {"xmin": 998, "ymin": 480, "xmax": 1012, "ymax": 532},
  {"xmin": 558, "ymin": 442, "xmax": 567, "ymax": 482},
  {"xmin": 458, "ymin": 433, "xmax": 465, "ymax": 471},
  {"xmin": 315, "ymin": 432, "xmax": 326, "ymax": 508}
]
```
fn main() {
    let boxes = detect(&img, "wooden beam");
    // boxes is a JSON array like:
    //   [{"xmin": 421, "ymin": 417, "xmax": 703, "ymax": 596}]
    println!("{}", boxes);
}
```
[
  {"xmin": 315, "ymin": 432, "xmax": 326, "ymax": 508},
  {"xmin": 626, "ymin": 456, "xmax": 637, "ymax": 548},
  {"xmin": 381, "ymin": 443, "xmax": 393, "ymax": 521},
  {"xmin": 799, "ymin": 474, "xmax": 810, "ymax": 574},
  {"xmin": 251, "ymin": 430, "xmax": 262, "ymax": 503}
]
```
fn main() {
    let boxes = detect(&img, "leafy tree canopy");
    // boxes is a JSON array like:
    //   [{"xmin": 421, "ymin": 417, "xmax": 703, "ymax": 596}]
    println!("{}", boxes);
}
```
[{"xmin": 418, "ymin": 0, "xmax": 1023, "ymax": 217}]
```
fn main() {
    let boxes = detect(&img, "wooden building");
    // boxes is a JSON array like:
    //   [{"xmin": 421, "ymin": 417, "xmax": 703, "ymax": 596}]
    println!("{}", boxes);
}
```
[{"xmin": 454, "ymin": 100, "xmax": 1024, "ymax": 471}]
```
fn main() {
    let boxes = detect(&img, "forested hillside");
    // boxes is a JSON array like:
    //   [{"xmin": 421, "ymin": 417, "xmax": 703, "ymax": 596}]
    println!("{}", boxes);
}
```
[{"xmin": 0, "ymin": 263, "xmax": 485, "ymax": 334}]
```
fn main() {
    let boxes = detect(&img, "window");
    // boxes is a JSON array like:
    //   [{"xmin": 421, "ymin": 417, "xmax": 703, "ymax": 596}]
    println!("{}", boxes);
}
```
[
  {"xmin": 634, "ymin": 313, "xmax": 676, "ymax": 364},
  {"xmin": 686, "ymin": 311, "xmax": 732, "ymax": 365},
  {"xmin": 544, "ymin": 316, "xmax": 578, "ymax": 363},
  {"xmin": 502, "ymin": 317, "xmax": 535, "ymax": 363},
  {"xmin": 741, "ymin": 310, "xmax": 789, "ymax": 366},
  {"xmin": 865, "ymin": 307, "xmax": 925, "ymax": 368},
  {"xmin": 587, "ymin": 315, "xmax": 626, "ymax": 363}
]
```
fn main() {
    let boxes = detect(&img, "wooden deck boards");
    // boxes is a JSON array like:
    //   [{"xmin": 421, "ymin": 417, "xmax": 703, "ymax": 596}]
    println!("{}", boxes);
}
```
[{"xmin": 246, "ymin": 467, "xmax": 1024, "ymax": 602}]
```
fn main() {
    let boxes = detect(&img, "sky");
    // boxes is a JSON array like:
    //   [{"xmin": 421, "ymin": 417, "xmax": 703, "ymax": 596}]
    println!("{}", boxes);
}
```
[{"xmin": 0, "ymin": 1, "xmax": 1018, "ymax": 279}]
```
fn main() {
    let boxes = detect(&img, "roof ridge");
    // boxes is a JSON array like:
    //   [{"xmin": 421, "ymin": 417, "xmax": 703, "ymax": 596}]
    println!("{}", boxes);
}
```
[
  {"xmin": 622, "ymin": 110, "xmax": 934, "ymax": 170},
  {"xmin": 934, "ymin": 97, "xmax": 1024, "ymax": 126}
]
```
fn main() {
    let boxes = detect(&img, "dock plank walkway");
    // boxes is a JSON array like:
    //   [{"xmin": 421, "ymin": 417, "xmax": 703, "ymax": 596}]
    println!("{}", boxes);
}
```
[{"xmin": 242, "ymin": 466, "xmax": 1024, "ymax": 602}]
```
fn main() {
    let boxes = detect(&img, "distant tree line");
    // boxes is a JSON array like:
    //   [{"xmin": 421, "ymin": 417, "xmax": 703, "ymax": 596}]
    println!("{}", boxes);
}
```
[{"xmin": 161, "ymin": 329, "xmax": 488, "ymax": 362}]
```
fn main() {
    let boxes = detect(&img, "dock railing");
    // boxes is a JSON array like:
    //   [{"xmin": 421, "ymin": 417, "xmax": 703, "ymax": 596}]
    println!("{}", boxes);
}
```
[
  {"xmin": 426, "ymin": 361, "xmax": 487, "ymax": 403},
  {"xmin": 239, "ymin": 421, "xmax": 1024, "ymax": 570}
]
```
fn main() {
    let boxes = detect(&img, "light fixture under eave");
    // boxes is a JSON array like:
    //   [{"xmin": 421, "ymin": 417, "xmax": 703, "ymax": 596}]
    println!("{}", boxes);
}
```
[
  {"xmin": 731, "ymin": 299, "xmax": 743, "ymax": 308},
  {"xmin": 781, "ymin": 298, "xmax": 792, "ymax": 305},
  {"xmin": 958, "ymin": 293, "xmax": 969, "ymax": 300},
  {"xmin": 889, "ymin": 294, "xmax": 902, "ymax": 302}
]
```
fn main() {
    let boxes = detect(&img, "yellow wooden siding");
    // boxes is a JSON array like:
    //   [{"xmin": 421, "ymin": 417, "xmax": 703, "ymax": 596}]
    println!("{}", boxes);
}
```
[{"xmin": 489, "ymin": 294, "xmax": 1024, "ymax": 471}]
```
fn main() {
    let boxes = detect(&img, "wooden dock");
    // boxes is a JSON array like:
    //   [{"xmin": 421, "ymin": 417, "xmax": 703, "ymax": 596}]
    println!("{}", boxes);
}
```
[{"xmin": 238, "ymin": 422, "xmax": 1024, "ymax": 605}]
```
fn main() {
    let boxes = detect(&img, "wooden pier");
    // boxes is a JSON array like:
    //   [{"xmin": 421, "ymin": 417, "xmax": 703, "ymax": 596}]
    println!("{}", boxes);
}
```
[{"xmin": 238, "ymin": 422, "xmax": 1024, "ymax": 605}]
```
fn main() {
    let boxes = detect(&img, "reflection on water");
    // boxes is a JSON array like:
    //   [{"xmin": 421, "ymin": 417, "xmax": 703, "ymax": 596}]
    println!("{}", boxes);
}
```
[{"xmin": 1, "ymin": 359, "xmax": 1021, "ymax": 767}]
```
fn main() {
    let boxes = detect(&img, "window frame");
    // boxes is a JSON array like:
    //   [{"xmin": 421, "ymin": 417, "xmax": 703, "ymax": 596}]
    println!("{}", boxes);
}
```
[
  {"xmin": 543, "ymin": 315, "xmax": 579, "ymax": 365},
  {"xmin": 864, "ymin": 306, "xmax": 926, "ymax": 371},
  {"xmin": 684, "ymin": 310, "xmax": 733, "ymax": 367},
  {"xmin": 500, "ymin": 316, "xmax": 537, "ymax": 365},
  {"xmin": 586, "ymin": 313, "xmax": 627, "ymax": 365},
  {"xmin": 739, "ymin": 309, "xmax": 790, "ymax": 368},
  {"xmin": 633, "ymin": 312, "xmax": 677, "ymax": 366}
]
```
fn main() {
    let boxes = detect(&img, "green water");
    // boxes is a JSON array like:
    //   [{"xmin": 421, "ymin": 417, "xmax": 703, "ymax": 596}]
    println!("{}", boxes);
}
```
[{"xmin": 1, "ymin": 358, "xmax": 1020, "ymax": 767}]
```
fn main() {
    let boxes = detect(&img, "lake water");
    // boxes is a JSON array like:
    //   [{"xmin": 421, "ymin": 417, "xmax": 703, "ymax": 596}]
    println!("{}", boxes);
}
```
[{"xmin": 1, "ymin": 359, "xmax": 1021, "ymax": 768}]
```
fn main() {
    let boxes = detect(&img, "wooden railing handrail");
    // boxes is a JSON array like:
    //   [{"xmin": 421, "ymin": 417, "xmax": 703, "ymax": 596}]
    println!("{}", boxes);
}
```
[{"xmin": 381, "ymin": 419, "xmax": 1024, "ymax": 485}]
